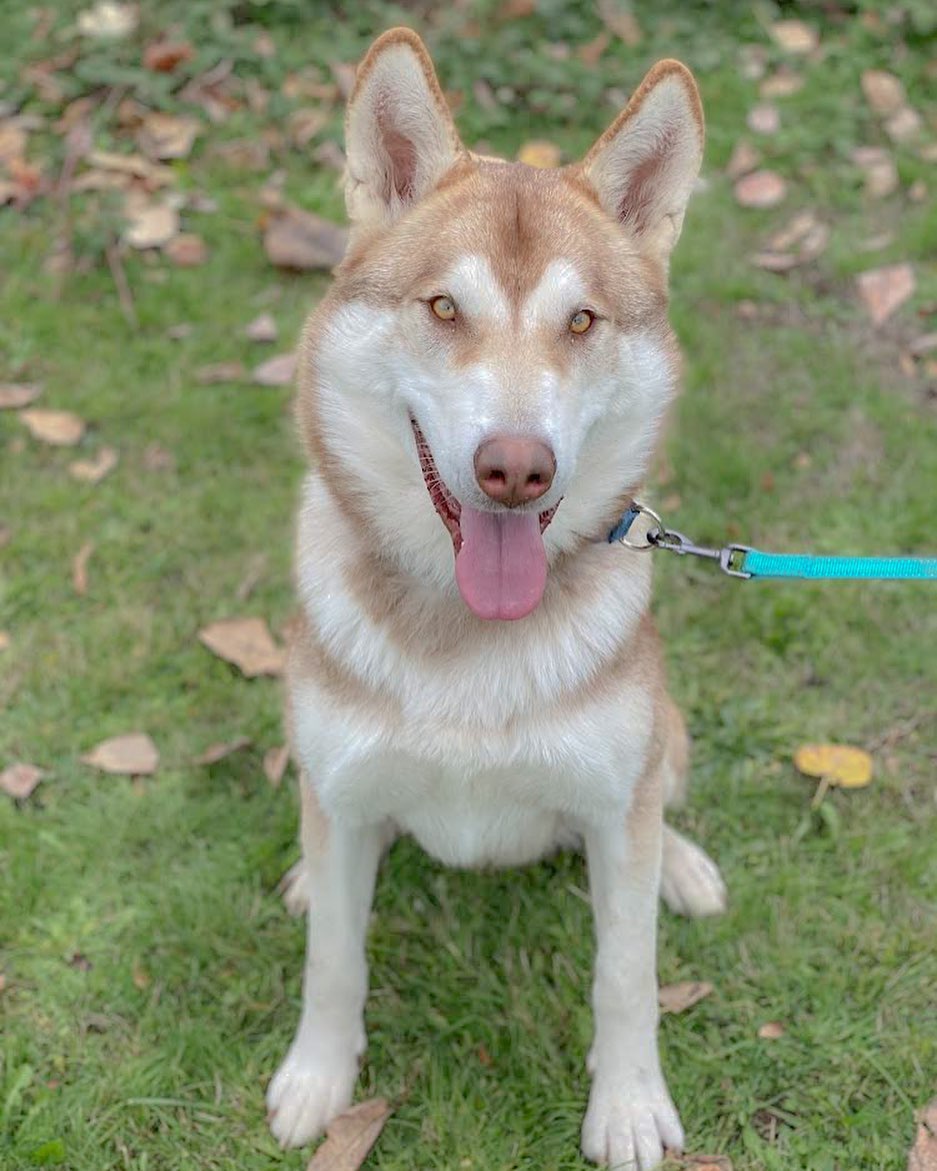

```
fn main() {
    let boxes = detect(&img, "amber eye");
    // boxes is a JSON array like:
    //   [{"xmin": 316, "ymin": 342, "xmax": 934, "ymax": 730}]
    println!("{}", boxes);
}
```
[
  {"xmin": 569, "ymin": 309, "xmax": 595, "ymax": 335},
  {"xmin": 430, "ymin": 295, "xmax": 457, "ymax": 321}
]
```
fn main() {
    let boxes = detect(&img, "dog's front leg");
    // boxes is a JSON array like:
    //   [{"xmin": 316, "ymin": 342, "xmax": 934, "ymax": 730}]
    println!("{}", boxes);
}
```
[
  {"xmin": 580, "ymin": 783, "xmax": 683, "ymax": 1170},
  {"xmin": 267, "ymin": 778, "xmax": 384, "ymax": 1148}
]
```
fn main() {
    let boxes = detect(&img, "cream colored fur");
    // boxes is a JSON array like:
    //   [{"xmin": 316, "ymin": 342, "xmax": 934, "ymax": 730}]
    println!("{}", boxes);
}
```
[{"xmin": 266, "ymin": 28, "xmax": 725, "ymax": 1171}]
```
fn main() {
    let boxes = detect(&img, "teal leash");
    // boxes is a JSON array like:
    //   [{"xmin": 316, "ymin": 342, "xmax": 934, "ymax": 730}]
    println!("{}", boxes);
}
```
[{"xmin": 608, "ymin": 502, "xmax": 937, "ymax": 581}]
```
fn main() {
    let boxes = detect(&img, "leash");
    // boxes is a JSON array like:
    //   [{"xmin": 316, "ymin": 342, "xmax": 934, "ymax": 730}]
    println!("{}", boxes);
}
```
[{"xmin": 608, "ymin": 502, "xmax": 937, "ymax": 581}]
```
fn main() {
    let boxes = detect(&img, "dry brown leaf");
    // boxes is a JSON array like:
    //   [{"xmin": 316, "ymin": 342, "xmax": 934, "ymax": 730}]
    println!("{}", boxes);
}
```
[
  {"xmin": 331, "ymin": 62, "xmax": 357, "ymax": 101},
  {"xmin": 909, "ymin": 333, "xmax": 937, "ymax": 358},
  {"xmin": 20, "ymin": 408, "xmax": 86, "ymax": 446},
  {"xmin": 666, "ymin": 1158, "xmax": 734, "ymax": 1171},
  {"xmin": 264, "ymin": 745, "xmax": 290, "ymax": 787},
  {"xmin": 212, "ymin": 138, "xmax": 270, "ymax": 171},
  {"xmin": 71, "ymin": 168, "xmax": 132, "ymax": 193},
  {"xmin": 198, "ymin": 617, "xmax": 284, "ymax": 677},
  {"xmin": 860, "ymin": 70, "xmax": 906, "ymax": 117},
  {"xmin": 131, "ymin": 960, "xmax": 151, "ymax": 989},
  {"xmin": 77, "ymin": 1, "xmax": 138, "ymax": 39},
  {"xmin": 746, "ymin": 105, "xmax": 780, "ymax": 135},
  {"xmin": 69, "ymin": 446, "xmax": 118, "ymax": 484},
  {"xmin": 758, "ymin": 1021, "xmax": 785, "ymax": 1040},
  {"xmin": 263, "ymin": 205, "xmax": 348, "ymax": 271},
  {"xmin": 194, "ymin": 736, "xmax": 252, "ymax": 765},
  {"xmin": 857, "ymin": 264, "xmax": 915, "ymax": 327},
  {"xmin": 81, "ymin": 733, "xmax": 159, "ymax": 776},
  {"xmin": 0, "ymin": 384, "xmax": 41, "ymax": 410},
  {"xmin": 306, "ymin": 1097, "xmax": 392, "ymax": 1171},
  {"xmin": 245, "ymin": 313, "xmax": 278, "ymax": 343},
  {"xmin": 142, "ymin": 442, "xmax": 175, "ymax": 472},
  {"xmin": 72, "ymin": 541, "xmax": 94, "ymax": 596},
  {"xmin": 658, "ymin": 981, "xmax": 713, "ymax": 1014},
  {"xmin": 253, "ymin": 352, "xmax": 297, "ymax": 387},
  {"xmin": 794, "ymin": 744, "xmax": 873, "ymax": 788},
  {"xmin": 884, "ymin": 106, "xmax": 923, "ymax": 144},
  {"xmin": 86, "ymin": 149, "xmax": 173, "ymax": 185},
  {"xmin": 597, "ymin": 0, "xmax": 642, "ymax": 46},
  {"xmin": 143, "ymin": 40, "xmax": 194, "ymax": 73},
  {"xmin": 1, "ymin": 762, "xmax": 46, "ymax": 800},
  {"xmin": 138, "ymin": 112, "xmax": 200, "ymax": 161},
  {"xmin": 288, "ymin": 108, "xmax": 328, "ymax": 149},
  {"xmin": 734, "ymin": 170, "xmax": 786, "ymax": 209},
  {"xmin": 517, "ymin": 140, "xmax": 561, "ymax": 168},
  {"xmin": 0, "ymin": 631, "xmax": 9, "ymax": 652},
  {"xmin": 313, "ymin": 141, "xmax": 345, "ymax": 172},
  {"xmin": 908, "ymin": 1098, "xmax": 937, "ymax": 1171},
  {"xmin": 759, "ymin": 68, "xmax": 804, "ymax": 99},
  {"xmin": 577, "ymin": 31, "xmax": 611, "ymax": 68},
  {"xmin": 0, "ymin": 123, "xmax": 27, "ymax": 166},
  {"xmin": 165, "ymin": 234, "xmax": 208, "ymax": 267},
  {"xmin": 909, "ymin": 179, "xmax": 927, "ymax": 204},
  {"xmin": 196, "ymin": 361, "xmax": 247, "ymax": 385},
  {"xmin": 753, "ymin": 211, "xmax": 829, "ymax": 271},
  {"xmin": 851, "ymin": 146, "xmax": 899, "ymax": 199},
  {"xmin": 769, "ymin": 20, "xmax": 818, "ymax": 54},
  {"xmin": 726, "ymin": 141, "xmax": 761, "ymax": 180},
  {"xmin": 123, "ymin": 197, "xmax": 179, "ymax": 250}
]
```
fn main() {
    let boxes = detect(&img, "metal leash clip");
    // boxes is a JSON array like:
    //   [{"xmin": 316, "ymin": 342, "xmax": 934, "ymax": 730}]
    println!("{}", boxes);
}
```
[{"xmin": 618, "ymin": 501, "xmax": 752, "ymax": 578}]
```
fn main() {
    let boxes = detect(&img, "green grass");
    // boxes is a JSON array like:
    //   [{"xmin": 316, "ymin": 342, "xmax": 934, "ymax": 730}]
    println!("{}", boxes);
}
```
[{"xmin": 1, "ymin": 2, "xmax": 935, "ymax": 1169}]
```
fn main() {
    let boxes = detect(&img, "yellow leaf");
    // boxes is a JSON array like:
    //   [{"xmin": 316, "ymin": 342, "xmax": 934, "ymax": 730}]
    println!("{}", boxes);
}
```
[
  {"xmin": 517, "ymin": 140, "xmax": 561, "ymax": 168},
  {"xmin": 793, "ymin": 744, "xmax": 873, "ymax": 788}
]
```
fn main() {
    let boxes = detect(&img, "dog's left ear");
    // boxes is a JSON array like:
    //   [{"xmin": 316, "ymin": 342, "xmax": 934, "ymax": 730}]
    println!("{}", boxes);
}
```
[
  {"xmin": 579, "ymin": 60, "xmax": 703, "ymax": 259},
  {"xmin": 345, "ymin": 28, "xmax": 463, "ymax": 231}
]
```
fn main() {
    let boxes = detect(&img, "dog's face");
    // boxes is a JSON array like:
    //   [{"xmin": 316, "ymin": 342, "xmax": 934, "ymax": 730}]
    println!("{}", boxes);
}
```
[{"xmin": 299, "ymin": 29, "xmax": 703, "ymax": 620}]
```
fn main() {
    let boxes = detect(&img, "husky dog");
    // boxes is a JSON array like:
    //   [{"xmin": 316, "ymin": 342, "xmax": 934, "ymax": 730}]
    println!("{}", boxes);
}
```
[{"xmin": 267, "ymin": 28, "xmax": 726, "ymax": 1169}]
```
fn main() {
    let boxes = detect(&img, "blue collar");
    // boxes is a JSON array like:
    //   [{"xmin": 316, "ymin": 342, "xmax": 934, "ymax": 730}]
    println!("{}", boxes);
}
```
[{"xmin": 607, "ymin": 503, "xmax": 641, "ymax": 544}]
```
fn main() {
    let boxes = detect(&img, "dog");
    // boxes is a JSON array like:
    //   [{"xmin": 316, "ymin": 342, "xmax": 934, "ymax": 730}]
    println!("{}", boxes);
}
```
[{"xmin": 266, "ymin": 27, "xmax": 727, "ymax": 1170}]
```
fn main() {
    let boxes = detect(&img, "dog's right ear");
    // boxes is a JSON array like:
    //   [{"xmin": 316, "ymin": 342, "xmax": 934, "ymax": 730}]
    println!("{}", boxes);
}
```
[{"xmin": 344, "ymin": 28, "xmax": 463, "ymax": 231}]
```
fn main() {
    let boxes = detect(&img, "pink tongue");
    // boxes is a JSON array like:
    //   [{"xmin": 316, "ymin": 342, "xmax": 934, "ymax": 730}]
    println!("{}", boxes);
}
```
[{"xmin": 455, "ymin": 505, "xmax": 547, "ymax": 621}]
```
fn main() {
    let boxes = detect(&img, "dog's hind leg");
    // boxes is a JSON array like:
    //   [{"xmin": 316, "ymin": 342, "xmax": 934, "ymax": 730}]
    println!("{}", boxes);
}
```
[{"xmin": 658, "ymin": 697, "xmax": 727, "ymax": 918}]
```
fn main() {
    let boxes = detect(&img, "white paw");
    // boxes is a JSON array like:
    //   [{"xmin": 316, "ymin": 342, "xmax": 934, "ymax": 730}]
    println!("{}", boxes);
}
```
[
  {"xmin": 581, "ymin": 1072, "xmax": 684, "ymax": 1170},
  {"xmin": 277, "ymin": 860, "xmax": 309, "ymax": 917},
  {"xmin": 660, "ymin": 827, "xmax": 727, "ymax": 919},
  {"xmin": 266, "ymin": 1044, "xmax": 358, "ymax": 1148}
]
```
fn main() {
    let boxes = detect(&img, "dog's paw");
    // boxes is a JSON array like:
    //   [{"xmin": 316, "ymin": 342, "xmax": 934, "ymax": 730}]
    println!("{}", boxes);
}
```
[
  {"xmin": 581, "ymin": 1072, "xmax": 683, "ymax": 1170},
  {"xmin": 660, "ymin": 826, "xmax": 727, "ymax": 919},
  {"xmin": 266, "ymin": 1044, "xmax": 357, "ymax": 1148},
  {"xmin": 277, "ymin": 860, "xmax": 309, "ymax": 917}
]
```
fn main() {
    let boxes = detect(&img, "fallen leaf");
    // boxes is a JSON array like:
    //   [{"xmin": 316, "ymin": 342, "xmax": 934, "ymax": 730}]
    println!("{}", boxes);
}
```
[
  {"xmin": 287, "ymin": 107, "xmax": 328, "ymax": 149},
  {"xmin": 77, "ymin": 1, "xmax": 138, "ymax": 39},
  {"xmin": 0, "ymin": 123, "xmax": 27, "ymax": 165},
  {"xmin": 69, "ymin": 446, "xmax": 118, "ymax": 484},
  {"xmin": 71, "ymin": 167, "xmax": 132, "ymax": 193},
  {"xmin": 196, "ymin": 361, "xmax": 247, "ymax": 385},
  {"xmin": 0, "ymin": 384, "xmax": 41, "ymax": 409},
  {"xmin": 253, "ymin": 352, "xmax": 296, "ymax": 387},
  {"xmin": 131, "ymin": 961, "xmax": 151, "ymax": 990},
  {"xmin": 85, "ymin": 149, "xmax": 173, "ymax": 185},
  {"xmin": 138, "ymin": 112, "xmax": 200, "ymax": 161},
  {"xmin": 769, "ymin": 20, "xmax": 818, "ymax": 54},
  {"xmin": 597, "ymin": 0, "xmax": 642, "ymax": 46},
  {"xmin": 517, "ymin": 140, "xmax": 561, "ymax": 168},
  {"xmin": 123, "ymin": 197, "xmax": 179, "ymax": 250},
  {"xmin": 884, "ymin": 106, "xmax": 922, "ymax": 144},
  {"xmin": 1, "ymin": 763, "xmax": 46, "ymax": 800},
  {"xmin": 142, "ymin": 443, "xmax": 175, "ymax": 472},
  {"xmin": 313, "ymin": 141, "xmax": 345, "ymax": 172},
  {"xmin": 734, "ymin": 170, "xmax": 786, "ymax": 209},
  {"xmin": 143, "ymin": 40, "xmax": 194, "ymax": 73},
  {"xmin": 753, "ymin": 210, "xmax": 829, "ymax": 271},
  {"xmin": 794, "ymin": 744, "xmax": 873, "ymax": 788},
  {"xmin": 908, "ymin": 1097, "xmax": 937, "ymax": 1171},
  {"xmin": 165, "ymin": 234, "xmax": 208, "ymax": 267},
  {"xmin": 857, "ymin": 264, "xmax": 915, "ymax": 327},
  {"xmin": 198, "ymin": 617, "xmax": 284, "ymax": 677},
  {"xmin": 498, "ymin": 0, "xmax": 536, "ymax": 18},
  {"xmin": 758, "ymin": 1021, "xmax": 785, "ymax": 1040},
  {"xmin": 306, "ymin": 1097, "xmax": 392, "ymax": 1171},
  {"xmin": 759, "ymin": 68, "xmax": 803, "ymax": 99},
  {"xmin": 577, "ymin": 31, "xmax": 611, "ymax": 68},
  {"xmin": 194, "ymin": 736, "xmax": 252, "ymax": 765},
  {"xmin": 212, "ymin": 138, "xmax": 270, "ymax": 171},
  {"xmin": 264, "ymin": 745, "xmax": 290, "ymax": 787},
  {"xmin": 667, "ymin": 1157, "xmax": 733, "ymax": 1171},
  {"xmin": 726, "ymin": 141, "xmax": 761, "ymax": 180},
  {"xmin": 909, "ymin": 179, "xmax": 927, "ymax": 204},
  {"xmin": 331, "ymin": 62, "xmax": 357, "ymax": 101},
  {"xmin": 860, "ymin": 70, "xmax": 906, "ymax": 116},
  {"xmin": 20, "ymin": 409, "xmax": 86, "ymax": 446},
  {"xmin": 658, "ymin": 981, "xmax": 713, "ymax": 1014},
  {"xmin": 851, "ymin": 146, "xmax": 899, "ymax": 199},
  {"xmin": 746, "ymin": 104, "xmax": 780, "ymax": 135},
  {"xmin": 72, "ymin": 541, "xmax": 94, "ymax": 596},
  {"xmin": 263, "ymin": 205, "xmax": 348, "ymax": 271},
  {"xmin": 909, "ymin": 333, "xmax": 937, "ymax": 358},
  {"xmin": 82, "ymin": 733, "xmax": 159, "ymax": 776},
  {"xmin": 68, "ymin": 952, "xmax": 92, "ymax": 971},
  {"xmin": 0, "ymin": 631, "xmax": 9, "ymax": 651},
  {"xmin": 245, "ymin": 312, "xmax": 278, "ymax": 343}
]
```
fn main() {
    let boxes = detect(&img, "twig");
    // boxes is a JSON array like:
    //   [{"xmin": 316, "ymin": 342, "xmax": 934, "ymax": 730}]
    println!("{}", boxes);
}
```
[{"xmin": 105, "ymin": 240, "xmax": 138, "ymax": 330}]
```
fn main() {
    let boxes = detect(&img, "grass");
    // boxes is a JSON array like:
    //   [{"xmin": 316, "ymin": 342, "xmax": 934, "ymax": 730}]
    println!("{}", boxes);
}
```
[{"xmin": 1, "ymin": 2, "xmax": 935, "ymax": 1169}]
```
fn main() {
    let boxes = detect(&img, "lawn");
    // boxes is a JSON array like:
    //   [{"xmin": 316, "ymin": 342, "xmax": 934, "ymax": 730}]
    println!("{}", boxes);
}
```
[{"xmin": 1, "ymin": 2, "xmax": 935, "ymax": 1169}]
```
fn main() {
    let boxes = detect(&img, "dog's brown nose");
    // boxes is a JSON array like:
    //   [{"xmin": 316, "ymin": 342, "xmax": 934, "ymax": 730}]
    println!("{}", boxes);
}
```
[{"xmin": 474, "ymin": 435, "xmax": 556, "ymax": 507}]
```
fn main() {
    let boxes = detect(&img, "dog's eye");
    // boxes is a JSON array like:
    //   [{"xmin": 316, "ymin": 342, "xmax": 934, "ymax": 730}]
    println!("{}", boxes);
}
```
[
  {"xmin": 569, "ymin": 309, "xmax": 595, "ymax": 335},
  {"xmin": 430, "ymin": 295, "xmax": 457, "ymax": 322}
]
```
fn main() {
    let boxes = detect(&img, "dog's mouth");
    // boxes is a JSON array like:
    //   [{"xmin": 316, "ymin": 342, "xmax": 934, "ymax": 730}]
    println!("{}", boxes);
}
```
[{"xmin": 411, "ymin": 418, "xmax": 558, "ymax": 621}]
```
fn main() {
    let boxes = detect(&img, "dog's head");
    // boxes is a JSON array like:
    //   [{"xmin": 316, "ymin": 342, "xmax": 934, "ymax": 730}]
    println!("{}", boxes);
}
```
[{"xmin": 299, "ymin": 28, "xmax": 703, "ymax": 621}]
